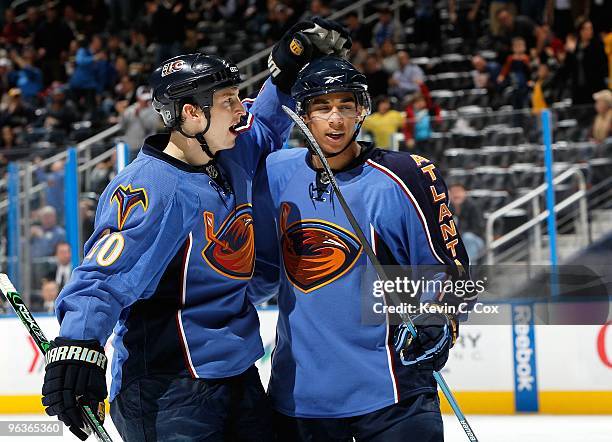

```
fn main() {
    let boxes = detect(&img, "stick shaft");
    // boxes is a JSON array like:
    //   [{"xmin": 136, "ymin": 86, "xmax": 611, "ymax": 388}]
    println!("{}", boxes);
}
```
[{"xmin": 0, "ymin": 274, "xmax": 113, "ymax": 442}]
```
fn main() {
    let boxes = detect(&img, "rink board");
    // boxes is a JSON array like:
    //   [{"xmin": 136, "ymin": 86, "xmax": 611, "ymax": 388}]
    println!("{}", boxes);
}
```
[{"xmin": 0, "ymin": 311, "xmax": 610, "ymax": 414}]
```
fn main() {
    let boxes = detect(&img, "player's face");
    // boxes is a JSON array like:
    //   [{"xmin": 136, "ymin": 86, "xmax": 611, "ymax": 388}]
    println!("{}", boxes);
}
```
[
  {"xmin": 305, "ymin": 92, "xmax": 360, "ymax": 155},
  {"xmin": 205, "ymin": 86, "xmax": 246, "ymax": 152}
]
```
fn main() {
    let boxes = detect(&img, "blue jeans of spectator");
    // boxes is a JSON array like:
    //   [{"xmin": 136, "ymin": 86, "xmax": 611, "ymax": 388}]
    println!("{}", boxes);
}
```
[{"xmin": 462, "ymin": 231, "xmax": 485, "ymax": 263}]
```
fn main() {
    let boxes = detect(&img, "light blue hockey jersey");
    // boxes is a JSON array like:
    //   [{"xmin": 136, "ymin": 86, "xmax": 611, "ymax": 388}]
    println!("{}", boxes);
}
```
[
  {"xmin": 250, "ymin": 143, "xmax": 471, "ymax": 418},
  {"xmin": 55, "ymin": 79, "xmax": 294, "ymax": 401}
]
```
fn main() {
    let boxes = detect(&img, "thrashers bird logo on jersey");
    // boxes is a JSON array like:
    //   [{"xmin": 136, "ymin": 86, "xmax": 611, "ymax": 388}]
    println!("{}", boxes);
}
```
[
  {"xmin": 202, "ymin": 204, "xmax": 255, "ymax": 279},
  {"xmin": 280, "ymin": 202, "xmax": 362, "ymax": 293},
  {"xmin": 111, "ymin": 184, "xmax": 149, "ymax": 230}
]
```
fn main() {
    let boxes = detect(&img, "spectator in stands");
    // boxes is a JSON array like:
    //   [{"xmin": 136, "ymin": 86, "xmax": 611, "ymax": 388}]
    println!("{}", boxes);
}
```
[
  {"xmin": 95, "ymin": 49, "xmax": 119, "ymax": 94},
  {"xmin": 471, "ymin": 54, "xmax": 501, "ymax": 91},
  {"xmin": 591, "ymin": 89, "xmax": 612, "ymax": 143},
  {"xmin": 389, "ymin": 50, "xmax": 425, "ymax": 99},
  {"xmin": 0, "ymin": 57, "xmax": 12, "ymax": 96},
  {"xmin": 21, "ymin": 7, "xmax": 42, "ymax": 46},
  {"xmin": 126, "ymin": 28, "xmax": 151, "ymax": 69},
  {"xmin": 489, "ymin": 0, "xmax": 517, "ymax": 36},
  {"xmin": 40, "ymin": 279, "xmax": 60, "ymax": 313},
  {"xmin": 149, "ymin": 0, "xmax": 186, "ymax": 66},
  {"xmin": 114, "ymin": 75, "xmax": 138, "ymax": 115},
  {"xmin": 264, "ymin": 3, "xmax": 297, "ymax": 44},
  {"xmin": 344, "ymin": 11, "xmax": 372, "ymax": 48},
  {"xmin": 449, "ymin": 0, "xmax": 483, "ymax": 48},
  {"xmin": 605, "ymin": 30, "xmax": 612, "ymax": 90},
  {"xmin": 363, "ymin": 54, "xmax": 389, "ymax": 98},
  {"xmin": 561, "ymin": 18, "xmax": 608, "ymax": 106},
  {"xmin": 90, "ymin": 156, "xmax": 115, "ymax": 195},
  {"xmin": 114, "ymin": 55, "xmax": 130, "ymax": 80},
  {"xmin": 8, "ymin": 47, "xmax": 43, "ymax": 105},
  {"xmin": 0, "ymin": 88, "xmax": 34, "ymax": 129},
  {"xmin": 42, "ymin": 84, "xmax": 78, "ymax": 132},
  {"xmin": 371, "ymin": 7, "xmax": 397, "ymax": 47},
  {"xmin": 69, "ymin": 35, "xmax": 105, "ymax": 113},
  {"xmin": 531, "ymin": 61, "xmax": 559, "ymax": 113},
  {"xmin": 495, "ymin": 6, "xmax": 545, "ymax": 57},
  {"xmin": 307, "ymin": 0, "xmax": 333, "ymax": 18},
  {"xmin": 1, "ymin": 125, "xmax": 17, "ymax": 149},
  {"xmin": 34, "ymin": 159, "xmax": 65, "ymax": 222},
  {"xmin": 449, "ymin": 183, "xmax": 485, "ymax": 263},
  {"xmin": 44, "ymin": 242, "xmax": 73, "ymax": 292},
  {"xmin": 107, "ymin": 0, "xmax": 135, "ymax": 31},
  {"xmin": 380, "ymin": 39, "xmax": 400, "ymax": 74},
  {"xmin": 79, "ymin": 0, "xmax": 111, "ymax": 36},
  {"xmin": 361, "ymin": 96, "xmax": 404, "ymax": 149},
  {"xmin": 347, "ymin": 40, "xmax": 368, "ymax": 70},
  {"xmin": 520, "ymin": 0, "xmax": 547, "ymax": 24},
  {"xmin": 119, "ymin": 86, "xmax": 160, "ymax": 153},
  {"xmin": 497, "ymin": 37, "xmax": 531, "ymax": 109},
  {"xmin": 414, "ymin": 0, "xmax": 442, "ymax": 54},
  {"xmin": 1, "ymin": 8, "xmax": 25, "ymax": 49},
  {"xmin": 31, "ymin": 206, "xmax": 66, "ymax": 258},
  {"xmin": 80, "ymin": 194, "xmax": 98, "ymax": 242},
  {"xmin": 34, "ymin": 4, "xmax": 74, "ymax": 85},
  {"xmin": 404, "ymin": 92, "xmax": 433, "ymax": 154},
  {"xmin": 546, "ymin": 0, "xmax": 588, "ymax": 41}
]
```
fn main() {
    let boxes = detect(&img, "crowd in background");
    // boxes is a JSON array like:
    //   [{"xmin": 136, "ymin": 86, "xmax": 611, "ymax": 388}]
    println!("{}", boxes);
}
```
[{"xmin": 0, "ymin": 0, "xmax": 610, "ymax": 310}]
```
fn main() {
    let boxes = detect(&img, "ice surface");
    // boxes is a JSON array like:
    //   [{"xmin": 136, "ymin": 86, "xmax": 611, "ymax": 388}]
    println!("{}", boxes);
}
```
[{"xmin": 0, "ymin": 414, "xmax": 610, "ymax": 441}]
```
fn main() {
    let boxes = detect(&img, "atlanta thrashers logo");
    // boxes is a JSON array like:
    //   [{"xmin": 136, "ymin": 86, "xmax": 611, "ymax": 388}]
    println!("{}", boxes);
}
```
[
  {"xmin": 280, "ymin": 202, "xmax": 362, "ymax": 293},
  {"xmin": 202, "ymin": 204, "xmax": 255, "ymax": 279}
]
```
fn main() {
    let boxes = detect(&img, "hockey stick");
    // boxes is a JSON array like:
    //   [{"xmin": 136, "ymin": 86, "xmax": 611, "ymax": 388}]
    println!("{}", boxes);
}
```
[
  {"xmin": 0, "ymin": 273, "xmax": 113, "ymax": 442},
  {"xmin": 282, "ymin": 105, "xmax": 478, "ymax": 442}
]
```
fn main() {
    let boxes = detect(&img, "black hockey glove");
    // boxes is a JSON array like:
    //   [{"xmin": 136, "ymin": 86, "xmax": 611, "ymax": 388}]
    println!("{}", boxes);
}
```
[
  {"xmin": 42, "ymin": 337, "xmax": 108, "ymax": 441},
  {"xmin": 268, "ymin": 18, "xmax": 352, "ymax": 93},
  {"xmin": 393, "ymin": 313, "xmax": 458, "ymax": 371}
]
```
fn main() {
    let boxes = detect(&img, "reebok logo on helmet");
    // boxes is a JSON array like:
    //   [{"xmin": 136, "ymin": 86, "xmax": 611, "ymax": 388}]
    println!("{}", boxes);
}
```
[{"xmin": 324, "ymin": 75, "xmax": 343, "ymax": 84}]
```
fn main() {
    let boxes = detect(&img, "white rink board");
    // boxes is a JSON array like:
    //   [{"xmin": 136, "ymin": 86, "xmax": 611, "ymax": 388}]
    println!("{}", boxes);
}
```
[
  {"xmin": 441, "ymin": 325, "xmax": 514, "ymax": 391},
  {"xmin": 1, "ymin": 312, "xmax": 611, "ymax": 412},
  {"xmin": 536, "ymin": 324, "xmax": 612, "ymax": 390}
]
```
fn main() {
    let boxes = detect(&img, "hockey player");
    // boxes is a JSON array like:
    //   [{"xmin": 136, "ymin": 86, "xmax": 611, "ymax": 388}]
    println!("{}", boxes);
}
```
[
  {"xmin": 250, "ymin": 57, "xmax": 472, "ymax": 441},
  {"xmin": 41, "ymin": 21, "xmax": 351, "ymax": 441}
]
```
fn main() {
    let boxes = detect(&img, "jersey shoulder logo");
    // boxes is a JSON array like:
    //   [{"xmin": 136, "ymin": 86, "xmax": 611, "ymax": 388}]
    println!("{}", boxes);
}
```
[
  {"xmin": 110, "ymin": 184, "xmax": 149, "ymax": 230},
  {"xmin": 202, "ymin": 204, "xmax": 255, "ymax": 279},
  {"xmin": 280, "ymin": 202, "xmax": 362, "ymax": 293}
]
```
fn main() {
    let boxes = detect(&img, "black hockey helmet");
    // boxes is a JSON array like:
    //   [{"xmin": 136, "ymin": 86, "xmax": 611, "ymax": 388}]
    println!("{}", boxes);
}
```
[
  {"xmin": 149, "ymin": 53, "xmax": 241, "ymax": 128},
  {"xmin": 291, "ymin": 56, "xmax": 371, "ymax": 118}
]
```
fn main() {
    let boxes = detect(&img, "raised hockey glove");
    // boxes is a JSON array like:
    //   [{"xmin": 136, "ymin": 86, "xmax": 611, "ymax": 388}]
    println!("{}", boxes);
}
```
[
  {"xmin": 268, "ymin": 18, "xmax": 352, "ymax": 94},
  {"xmin": 269, "ymin": 21, "xmax": 315, "ymax": 94},
  {"xmin": 302, "ymin": 17, "xmax": 352, "ymax": 58},
  {"xmin": 393, "ymin": 313, "xmax": 458, "ymax": 371},
  {"xmin": 42, "ymin": 337, "xmax": 108, "ymax": 441}
]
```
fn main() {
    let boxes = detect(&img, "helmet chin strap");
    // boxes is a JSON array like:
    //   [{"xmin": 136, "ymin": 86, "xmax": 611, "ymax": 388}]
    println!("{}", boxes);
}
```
[
  {"xmin": 176, "ymin": 107, "xmax": 215, "ymax": 160},
  {"xmin": 324, "ymin": 119, "xmax": 364, "ymax": 159}
]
